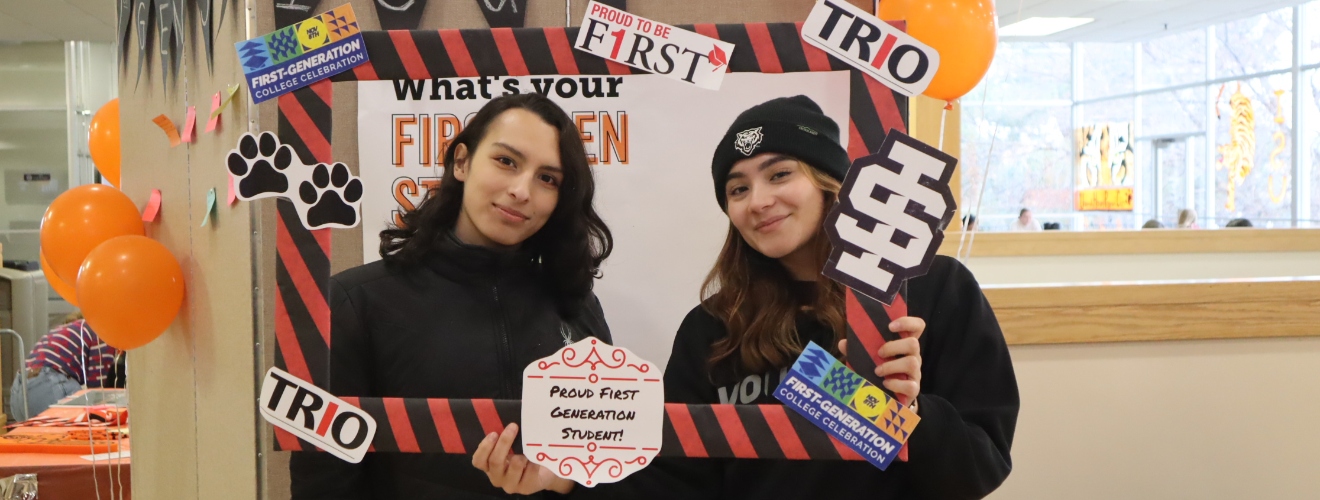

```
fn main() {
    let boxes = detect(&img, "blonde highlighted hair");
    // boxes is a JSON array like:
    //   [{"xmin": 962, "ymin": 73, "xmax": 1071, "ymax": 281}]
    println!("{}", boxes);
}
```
[{"xmin": 701, "ymin": 161, "xmax": 846, "ymax": 376}]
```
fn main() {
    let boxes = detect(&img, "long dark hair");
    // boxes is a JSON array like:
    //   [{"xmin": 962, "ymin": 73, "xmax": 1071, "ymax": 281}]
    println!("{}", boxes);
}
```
[
  {"xmin": 703, "ymin": 162, "xmax": 845, "ymax": 376},
  {"xmin": 379, "ymin": 93, "xmax": 613, "ymax": 317}
]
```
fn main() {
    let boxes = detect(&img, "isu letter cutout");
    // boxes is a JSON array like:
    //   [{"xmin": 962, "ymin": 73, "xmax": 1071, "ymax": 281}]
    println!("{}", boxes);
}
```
[{"xmin": 824, "ymin": 131, "xmax": 957, "ymax": 304}]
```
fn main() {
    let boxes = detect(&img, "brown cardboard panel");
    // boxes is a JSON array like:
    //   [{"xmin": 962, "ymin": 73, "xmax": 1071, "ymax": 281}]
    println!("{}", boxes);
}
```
[
  {"xmin": 186, "ymin": 5, "xmax": 261, "ymax": 500},
  {"xmin": 122, "ymin": 9, "xmax": 200, "ymax": 500}
]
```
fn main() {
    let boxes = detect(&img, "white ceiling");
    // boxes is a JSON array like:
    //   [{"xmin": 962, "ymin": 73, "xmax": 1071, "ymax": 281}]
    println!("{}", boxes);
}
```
[
  {"xmin": 998, "ymin": 0, "xmax": 1311, "ymax": 43},
  {"xmin": 0, "ymin": 0, "xmax": 115, "ymax": 43},
  {"xmin": 0, "ymin": 0, "xmax": 1310, "ymax": 43}
]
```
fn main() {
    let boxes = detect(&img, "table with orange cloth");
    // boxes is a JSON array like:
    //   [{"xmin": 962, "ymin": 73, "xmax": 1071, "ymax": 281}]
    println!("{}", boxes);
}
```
[{"xmin": 0, "ymin": 403, "xmax": 131, "ymax": 499}]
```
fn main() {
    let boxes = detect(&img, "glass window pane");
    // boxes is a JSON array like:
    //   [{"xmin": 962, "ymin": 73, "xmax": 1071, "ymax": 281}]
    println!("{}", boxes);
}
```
[
  {"xmin": 1305, "ymin": 1, "xmax": 1320, "ymax": 65},
  {"xmin": 1211, "ymin": 75, "xmax": 1293, "ymax": 227},
  {"xmin": 1304, "ymin": 69, "xmax": 1320, "ymax": 226},
  {"xmin": 1214, "ymin": 7, "xmax": 1293, "ymax": 78},
  {"xmin": 1142, "ymin": 89, "xmax": 1206, "ymax": 136},
  {"xmin": 1141, "ymin": 29, "xmax": 1206, "ymax": 90},
  {"xmin": 962, "ymin": 104, "xmax": 1073, "ymax": 232},
  {"xmin": 961, "ymin": 42, "xmax": 1072, "ymax": 232},
  {"xmin": 964, "ymin": 42, "xmax": 1071, "ymax": 103},
  {"xmin": 1079, "ymin": 43, "xmax": 1134, "ymax": 100}
]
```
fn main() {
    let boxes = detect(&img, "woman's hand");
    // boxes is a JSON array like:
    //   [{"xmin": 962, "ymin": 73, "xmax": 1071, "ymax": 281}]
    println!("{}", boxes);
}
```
[
  {"xmin": 472, "ymin": 423, "xmax": 575, "ymax": 495},
  {"xmin": 838, "ymin": 316, "xmax": 925, "ymax": 404}
]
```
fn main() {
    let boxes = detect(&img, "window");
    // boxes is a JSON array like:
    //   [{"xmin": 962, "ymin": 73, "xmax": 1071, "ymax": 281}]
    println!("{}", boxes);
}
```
[
  {"xmin": 963, "ymin": 2, "xmax": 1320, "ymax": 230},
  {"xmin": 961, "ymin": 43, "xmax": 1072, "ymax": 232}
]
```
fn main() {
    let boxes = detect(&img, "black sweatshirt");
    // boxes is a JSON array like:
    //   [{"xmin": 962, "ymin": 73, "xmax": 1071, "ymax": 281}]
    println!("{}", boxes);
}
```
[
  {"xmin": 575, "ymin": 255, "xmax": 1018, "ymax": 500},
  {"xmin": 289, "ymin": 234, "xmax": 611, "ymax": 500}
]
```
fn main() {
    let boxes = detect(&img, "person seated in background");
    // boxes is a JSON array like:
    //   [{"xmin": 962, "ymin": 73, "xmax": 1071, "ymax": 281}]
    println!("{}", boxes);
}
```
[
  {"xmin": 1011, "ymin": 208, "xmax": 1041, "ymax": 231},
  {"xmin": 1142, "ymin": 219, "xmax": 1164, "ymax": 229},
  {"xmin": 1177, "ymin": 209, "xmax": 1199, "ymax": 228},
  {"xmin": 9, "ymin": 316, "xmax": 124, "ymax": 421},
  {"xmin": 1226, "ymin": 218, "xmax": 1253, "ymax": 228}
]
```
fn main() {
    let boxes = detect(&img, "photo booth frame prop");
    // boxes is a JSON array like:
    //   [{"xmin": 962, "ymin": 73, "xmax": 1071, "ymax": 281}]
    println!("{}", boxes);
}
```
[{"xmin": 270, "ymin": 22, "xmax": 909, "ymax": 457}]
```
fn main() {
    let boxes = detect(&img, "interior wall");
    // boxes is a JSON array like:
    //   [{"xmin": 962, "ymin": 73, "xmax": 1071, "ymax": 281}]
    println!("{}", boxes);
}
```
[
  {"xmin": 0, "ymin": 42, "xmax": 67, "ymax": 262},
  {"xmin": 972, "ymin": 249, "xmax": 1320, "ymax": 499},
  {"xmin": 995, "ymin": 336, "xmax": 1320, "ymax": 499}
]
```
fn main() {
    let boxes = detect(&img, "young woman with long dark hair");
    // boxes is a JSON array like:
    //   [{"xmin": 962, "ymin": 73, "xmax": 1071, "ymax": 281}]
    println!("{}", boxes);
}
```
[
  {"xmin": 291, "ymin": 93, "xmax": 613, "ymax": 499},
  {"xmin": 477, "ymin": 96, "xmax": 1018, "ymax": 499}
]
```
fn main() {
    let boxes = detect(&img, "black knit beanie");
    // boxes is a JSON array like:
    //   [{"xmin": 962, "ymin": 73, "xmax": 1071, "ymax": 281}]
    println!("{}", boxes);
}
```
[{"xmin": 711, "ymin": 95, "xmax": 849, "ymax": 208}]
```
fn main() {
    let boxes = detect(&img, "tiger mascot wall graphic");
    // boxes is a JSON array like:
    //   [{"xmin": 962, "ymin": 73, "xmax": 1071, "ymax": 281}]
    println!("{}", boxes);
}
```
[
  {"xmin": 1076, "ymin": 124, "xmax": 1132, "ymax": 188},
  {"xmin": 1217, "ymin": 84, "xmax": 1256, "ymax": 212}
]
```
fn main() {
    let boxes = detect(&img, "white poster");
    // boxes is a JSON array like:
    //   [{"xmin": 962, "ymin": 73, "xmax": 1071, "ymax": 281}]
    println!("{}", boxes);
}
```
[{"xmin": 357, "ymin": 72, "xmax": 850, "ymax": 367}]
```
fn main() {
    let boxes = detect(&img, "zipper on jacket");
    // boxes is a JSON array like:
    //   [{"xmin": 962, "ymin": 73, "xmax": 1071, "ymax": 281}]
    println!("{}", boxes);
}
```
[{"xmin": 493, "ymin": 283, "xmax": 515, "ymax": 399}]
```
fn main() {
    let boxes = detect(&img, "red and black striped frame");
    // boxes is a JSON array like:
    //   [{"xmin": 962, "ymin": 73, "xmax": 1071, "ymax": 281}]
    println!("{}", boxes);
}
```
[{"xmin": 271, "ymin": 23, "xmax": 909, "ymax": 455}]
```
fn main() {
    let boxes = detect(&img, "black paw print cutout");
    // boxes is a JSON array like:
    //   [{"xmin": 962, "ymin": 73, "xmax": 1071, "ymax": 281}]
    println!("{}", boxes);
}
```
[
  {"xmin": 298, "ymin": 162, "xmax": 363, "ymax": 229},
  {"xmin": 227, "ymin": 132, "xmax": 294, "ymax": 200}
]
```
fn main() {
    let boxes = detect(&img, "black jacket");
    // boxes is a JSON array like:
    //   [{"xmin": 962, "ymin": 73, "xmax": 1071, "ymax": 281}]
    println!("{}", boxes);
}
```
[
  {"xmin": 578, "ymin": 255, "xmax": 1018, "ymax": 500},
  {"xmin": 290, "ymin": 234, "xmax": 611, "ymax": 500}
]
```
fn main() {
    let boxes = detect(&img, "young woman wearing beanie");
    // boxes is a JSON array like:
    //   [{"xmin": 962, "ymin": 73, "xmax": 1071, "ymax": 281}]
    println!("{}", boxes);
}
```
[
  {"xmin": 291, "ymin": 93, "xmax": 614, "ymax": 499},
  {"xmin": 476, "ymin": 95, "xmax": 1019, "ymax": 499}
]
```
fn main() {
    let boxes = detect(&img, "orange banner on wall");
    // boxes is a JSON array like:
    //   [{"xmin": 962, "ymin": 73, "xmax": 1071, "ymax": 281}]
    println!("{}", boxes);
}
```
[{"xmin": 1076, "ymin": 188, "xmax": 1134, "ymax": 211}]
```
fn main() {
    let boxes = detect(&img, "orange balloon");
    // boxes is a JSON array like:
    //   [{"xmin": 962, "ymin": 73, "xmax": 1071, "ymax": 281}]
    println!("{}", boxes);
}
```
[
  {"xmin": 89, "ymin": 99, "xmax": 121, "ymax": 187},
  {"xmin": 40, "ymin": 184, "xmax": 145, "ymax": 285},
  {"xmin": 39, "ymin": 251, "xmax": 79, "ymax": 307},
  {"xmin": 879, "ymin": 0, "xmax": 998, "ymax": 102},
  {"xmin": 77, "ymin": 235, "xmax": 184, "ymax": 350}
]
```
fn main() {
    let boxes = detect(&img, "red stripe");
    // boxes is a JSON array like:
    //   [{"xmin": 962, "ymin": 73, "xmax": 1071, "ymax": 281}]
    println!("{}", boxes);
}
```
[
  {"xmin": 830, "ymin": 436, "xmax": 865, "ymax": 461},
  {"xmin": 389, "ymin": 30, "xmax": 430, "ymax": 80},
  {"xmin": 863, "ymin": 75, "xmax": 908, "ymax": 135},
  {"xmin": 664, "ymin": 404, "xmax": 708, "ymax": 458},
  {"xmin": 273, "ymin": 288, "xmax": 312, "ymax": 382},
  {"xmin": 846, "ymin": 288, "xmax": 888, "ymax": 370},
  {"xmin": 276, "ymin": 216, "xmax": 331, "ymax": 345},
  {"xmin": 795, "ymin": 23, "xmax": 832, "ymax": 71},
  {"xmin": 605, "ymin": 60, "xmax": 632, "ymax": 75},
  {"xmin": 847, "ymin": 120, "xmax": 868, "ymax": 160},
  {"xmin": 383, "ymin": 398, "xmax": 421, "ymax": 453},
  {"xmin": 277, "ymin": 94, "xmax": 331, "ymax": 163},
  {"xmin": 428, "ymin": 399, "xmax": 467, "ymax": 453},
  {"xmin": 352, "ymin": 61, "xmax": 380, "ymax": 81},
  {"xmin": 745, "ymin": 23, "xmax": 782, "ymax": 73},
  {"xmin": 439, "ymin": 30, "xmax": 479, "ymax": 77},
  {"xmin": 883, "ymin": 294, "xmax": 908, "ymax": 320},
  {"xmin": 544, "ymin": 27, "xmax": 581, "ymax": 74},
  {"xmin": 313, "ymin": 228, "xmax": 332, "ymax": 260},
  {"xmin": 471, "ymin": 399, "xmax": 505, "ymax": 435},
  {"xmin": 309, "ymin": 79, "xmax": 332, "ymax": 106},
  {"xmin": 760, "ymin": 406, "xmax": 809, "ymax": 460},
  {"xmin": 694, "ymin": 24, "xmax": 719, "ymax": 40},
  {"xmin": 710, "ymin": 405, "xmax": 758, "ymax": 458},
  {"xmin": 491, "ymin": 28, "xmax": 529, "ymax": 76},
  {"xmin": 274, "ymin": 427, "xmax": 302, "ymax": 451}
]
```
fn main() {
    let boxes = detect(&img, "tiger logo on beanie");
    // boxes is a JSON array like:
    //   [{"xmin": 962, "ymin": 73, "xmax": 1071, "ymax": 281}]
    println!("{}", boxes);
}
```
[{"xmin": 733, "ymin": 126, "xmax": 764, "ymax": 156}]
